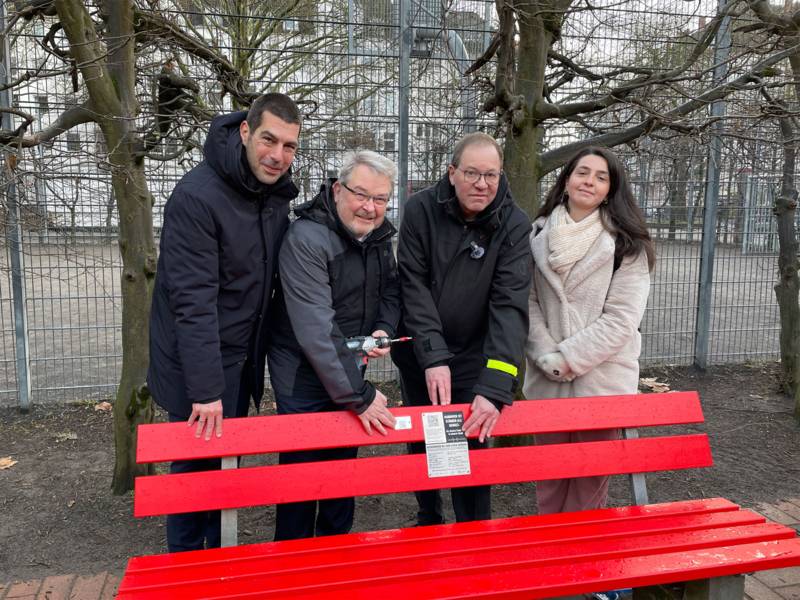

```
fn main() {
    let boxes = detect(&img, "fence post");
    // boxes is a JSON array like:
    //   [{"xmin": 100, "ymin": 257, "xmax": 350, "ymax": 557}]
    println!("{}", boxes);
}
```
[
  {"xmin": 742, "ymin": 171, "xmax": 753, "ymax": 254},
  {"xmin": 694, "ymin": 2, "xmax": 730, "ymax": 370},
  {"xmin": 0, "ymin": 1, "xmax": 32, "ymax": 412},
  {"xmin": 397, "ymin": 0, "xmax": 411, "ymax": 225}
]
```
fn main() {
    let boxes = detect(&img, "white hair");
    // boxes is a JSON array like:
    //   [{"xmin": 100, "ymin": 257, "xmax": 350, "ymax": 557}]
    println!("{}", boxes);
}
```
[{"xmin": 338, "ymin": 150, "xmax": 398, "ymax": 195}]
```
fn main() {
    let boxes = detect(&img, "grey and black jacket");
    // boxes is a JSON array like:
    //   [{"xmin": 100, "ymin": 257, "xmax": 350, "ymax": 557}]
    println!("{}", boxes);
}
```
[
  {"xmin": 391, "ymin": 173, "xmax": 532, "ymax": 406},
  {"xmin": 148, "ymin": 111, "xmax": 299, "ymax": 418},
  {"xmin": 267, "ymin": 180, "xmax": 401, "ymax": 413}
]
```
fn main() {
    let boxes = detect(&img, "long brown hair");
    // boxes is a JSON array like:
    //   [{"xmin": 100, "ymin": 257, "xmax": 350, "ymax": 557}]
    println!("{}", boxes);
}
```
[{"xmin": 537, "ymin": 146, "xmax": 655, "ymax": 271}]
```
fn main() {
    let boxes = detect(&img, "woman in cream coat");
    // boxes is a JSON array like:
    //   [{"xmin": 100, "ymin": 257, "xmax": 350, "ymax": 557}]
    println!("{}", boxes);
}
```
[{"xmin": 523, "ymin": 146, "xmax": 655, "ymax": 515}]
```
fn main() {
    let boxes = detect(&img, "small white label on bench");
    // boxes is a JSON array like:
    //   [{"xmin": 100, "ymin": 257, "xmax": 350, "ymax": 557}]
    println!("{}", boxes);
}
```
[
  {"xmin": 394, "ymin": 416, "xmax": 412, "ymax": 430},
  {"xmin": 422, "ymin": 411, "xmax": 470, "ymax": 478}
]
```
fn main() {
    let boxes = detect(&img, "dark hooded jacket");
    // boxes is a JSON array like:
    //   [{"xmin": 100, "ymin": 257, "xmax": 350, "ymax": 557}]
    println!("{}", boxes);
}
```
[
  {"xmin": 267, "ymin": 180, "xmax": 401, "ymax": 413},
  {"xmin": 148, "ymin": 111, "xmax": 299, "ymax": 418},
  {"xmin": 391, "ymin": 173, "xmax": 532, "ymax": 406}
]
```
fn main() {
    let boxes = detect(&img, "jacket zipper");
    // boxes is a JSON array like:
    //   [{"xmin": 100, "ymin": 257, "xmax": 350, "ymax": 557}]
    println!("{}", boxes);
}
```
[
  {"xmin": 358, "ymin": 244, "xmax": 368, "ymax": 334},
  {"xmin": 249, "ymin": 198, "xmax": 270, "ymax": 388}
]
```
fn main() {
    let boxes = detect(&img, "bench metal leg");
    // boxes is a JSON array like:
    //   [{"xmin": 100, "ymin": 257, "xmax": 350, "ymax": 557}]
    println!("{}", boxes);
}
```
[
  {"xmin": 624, "ymin": 428, "xmax": 649, "ymax": 506},
  {"xmin": 633, "ymin": 575, "xmax": 745, "ymax": 600},
  {"xmin": 220, "ymin": 456, "xmax": 238, "ymax": 547}
]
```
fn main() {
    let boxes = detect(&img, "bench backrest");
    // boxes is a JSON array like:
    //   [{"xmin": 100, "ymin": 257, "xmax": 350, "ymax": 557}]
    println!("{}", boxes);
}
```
[{"xmin": 134, "ymin": 391, "xmax": 710, "ymax": 520}]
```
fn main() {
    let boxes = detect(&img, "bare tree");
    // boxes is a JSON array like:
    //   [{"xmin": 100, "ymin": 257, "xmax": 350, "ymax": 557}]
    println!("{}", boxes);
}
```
[
  {"xmin": 467, "ymin": 0, "xmax": 800, "ymax": 217},
  {"xmin": 0, "ymin": 0, "xmax": 384, "ymax": 493}
]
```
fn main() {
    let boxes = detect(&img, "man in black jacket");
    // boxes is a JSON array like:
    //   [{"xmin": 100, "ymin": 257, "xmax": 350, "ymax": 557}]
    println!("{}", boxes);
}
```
[
  {"xmin": 391, "ymin": 132, "xmax": 532, "ymax": 525},
  {"xmin": 148, "ymin": 93, "xmax": 301, "ymax": 552},
  {"xmin": 267, "ymin": 150, "xmax": 399, "ymax": 540}
]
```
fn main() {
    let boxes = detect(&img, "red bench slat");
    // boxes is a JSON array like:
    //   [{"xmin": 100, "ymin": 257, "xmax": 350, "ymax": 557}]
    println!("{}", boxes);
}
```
[
  {"xmin": 125, "ymin": 497, "xmax": 740, "ymax": 571},
  {"xmin": 281, "ymin": 539, "xmax": 800, "ymax": 600},
  {"xmin": 134, "ymin": 434, "xmax": 712, "ymax": 517},
  {"xmin": 136, "ymin": 391, "xmax": 702, "ymax": 463},
  {"xmin": 120, "ymin": 504, "xmax": 769, "ymax": 588},
  {"xmin": 116, "ymin": 521, "xmax": 798, "ymax": 598}
]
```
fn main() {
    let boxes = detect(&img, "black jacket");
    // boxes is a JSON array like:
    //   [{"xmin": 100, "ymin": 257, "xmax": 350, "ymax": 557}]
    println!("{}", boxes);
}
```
[
  {"xmin": 267, "ymin": 180, "xmax": 401, "ymax": 413},
  {"xmin": 148, "ymin": 111, "xmax": 299, "ymax": 418},
  {"xmin": 391, "ymin": 174, "xmax": 532, "ymax": 405}
]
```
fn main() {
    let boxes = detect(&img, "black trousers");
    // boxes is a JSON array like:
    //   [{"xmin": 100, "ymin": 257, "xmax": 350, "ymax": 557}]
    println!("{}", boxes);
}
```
[
  {"xmin": 273, "ymin": 394, "xmax": 357, "ymax": 541},
  {"xmin": 165, "ymin": 366, "xmax": 251, "ymax": 553},
  {"xmin": 399, "ymin": 369, "xmax": 491, "ymax": 525}
]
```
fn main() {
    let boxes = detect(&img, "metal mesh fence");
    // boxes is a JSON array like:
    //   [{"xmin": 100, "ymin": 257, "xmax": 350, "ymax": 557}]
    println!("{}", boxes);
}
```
[{"xmin": 0, "ymin": 0, "xmax": 794, "ymax": 406}]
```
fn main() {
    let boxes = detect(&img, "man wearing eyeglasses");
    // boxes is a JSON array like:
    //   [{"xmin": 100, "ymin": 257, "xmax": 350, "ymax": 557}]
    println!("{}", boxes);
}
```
[
  {"xmin": 267, "ymin": 150, "xmax": 400, "ymax": 540},
  {"xmin": 391, "ymin": 132, "xmax": 532, "ymax": 526}
]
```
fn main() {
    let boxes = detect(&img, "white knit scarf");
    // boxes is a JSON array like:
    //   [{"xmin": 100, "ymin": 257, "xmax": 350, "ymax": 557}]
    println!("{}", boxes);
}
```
[{"xmin": 547, "ymin": 203, "xmax": 605, "ymax": 282}]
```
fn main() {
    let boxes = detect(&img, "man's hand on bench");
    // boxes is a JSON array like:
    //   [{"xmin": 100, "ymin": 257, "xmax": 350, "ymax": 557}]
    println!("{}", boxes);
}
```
[
  {"xmin": 358, "ymin": 390, "xmax": 396, "ymax": 436},
  {"xmin": 188, "ymin": 400, "xmax": 224, "ymax": 440},
  {"xmin": 463, "ymin": 394, "xmax": 500, "ymax": 443},
  {"xmin": 425, "ymin": 365, "xmax": 451, "ymax": 406}
]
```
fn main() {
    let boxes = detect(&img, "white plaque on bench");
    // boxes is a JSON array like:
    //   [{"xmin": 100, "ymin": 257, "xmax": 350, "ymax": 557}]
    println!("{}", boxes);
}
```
[{"xmin": 422, "ymin": 411, "xmax": 471, "ymax": 478}]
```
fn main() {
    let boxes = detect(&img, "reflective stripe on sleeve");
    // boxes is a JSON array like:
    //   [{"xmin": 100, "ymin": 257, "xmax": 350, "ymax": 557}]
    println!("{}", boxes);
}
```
[{"xmin": 486, "ymin": 359, "xmax": 518, "ymax": 377}]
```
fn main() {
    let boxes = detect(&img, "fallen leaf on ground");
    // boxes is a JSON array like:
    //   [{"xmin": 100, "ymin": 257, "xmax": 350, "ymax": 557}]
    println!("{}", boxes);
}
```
[
  {"xmin": 55, "ymin": 432, "xmax": 78, "ymax": 442},
  {"xmin": 639, "ymin": 377, "xmax": 671, "ymax": 393},
  {"xmin": 67, "ymin": 500, "xmax": 75, "ymax": 508},
  {"xmin": 94, "ymin": 402, "xmax": 112, "ymax": 412},
  {"xmin": 0, "ymin": 457, "xmax": 17, "ymax": 470}
]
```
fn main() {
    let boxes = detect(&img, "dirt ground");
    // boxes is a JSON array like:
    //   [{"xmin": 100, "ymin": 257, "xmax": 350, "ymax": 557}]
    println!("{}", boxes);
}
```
[{"xmin": 1, "ymin": 362, "xmax": 798, "ymax": 582}]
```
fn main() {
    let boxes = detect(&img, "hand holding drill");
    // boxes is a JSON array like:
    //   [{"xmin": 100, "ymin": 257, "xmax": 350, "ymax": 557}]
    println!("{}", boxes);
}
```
[{"xmin": 345, "ymin": 333, "xmax": 413, "ymax": 365}]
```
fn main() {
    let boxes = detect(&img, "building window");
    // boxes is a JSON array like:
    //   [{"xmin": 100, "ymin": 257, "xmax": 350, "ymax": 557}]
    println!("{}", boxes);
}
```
[
  {"xmin": 165, "ymin": 137, "xmax": 181, "ymax": 155},
  {"xmin": 66, "ymin": 133, "xmax": 80, "ymax": 152},
  {"xmin": 36, "ymin": 95, "xmax": 49, "ymax": 113},
  {"xmin": 181, "ymin": 0, "xmax": 204, "ymax": 26},
  {"xmin": 383, "ymin": 131, "xmax": 395, "ymax": 153},
  {"xmin": 325, "ymin": 129, "xmax": 337, "ymax": 150},
  {"xmin": 95, "ymin": 129, "xmax": 107, "ymax": 157}
]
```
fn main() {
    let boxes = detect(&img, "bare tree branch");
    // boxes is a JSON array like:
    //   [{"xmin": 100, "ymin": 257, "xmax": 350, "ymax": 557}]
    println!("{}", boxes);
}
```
[
  {"xmin": 535, "ymin": 8, "xmax": 726, "ymax": 122},
  {"xmin": 134, "ymin": 9, "xmax": 257, "ymax": 106},
  {"xmin": 540, "ymin": 41, "xmax": 800, "ymax": 174},
  {"xmin": 0, "ymin": 104, "xmax": 95, "ymax": 147}
]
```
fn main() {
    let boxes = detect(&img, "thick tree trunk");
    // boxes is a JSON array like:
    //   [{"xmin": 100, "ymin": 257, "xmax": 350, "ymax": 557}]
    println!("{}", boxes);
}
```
[
  {"xmin": 501, "ymin": 1, "xmax": 568, "ymax": 218},
  {"xmin": 505, "ymin": 125, "xmax": 544, "ymax": 217},
  {"xmin": 773, "ymin": 115, "xmax": 800, "ymax": 421},
  {"xmin": 110, "ymin": 158, "xmax": 157, "ymax": 493},
  {"xmin": 57, "ymin": 0, "xmax": 158, "ymax": 492}
]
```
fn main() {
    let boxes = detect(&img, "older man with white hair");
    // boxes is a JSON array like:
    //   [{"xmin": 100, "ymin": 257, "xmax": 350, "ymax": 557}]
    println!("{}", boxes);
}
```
[{"xmin": 267, "ymin": 149, "xmax": 400, "ymax": 541}]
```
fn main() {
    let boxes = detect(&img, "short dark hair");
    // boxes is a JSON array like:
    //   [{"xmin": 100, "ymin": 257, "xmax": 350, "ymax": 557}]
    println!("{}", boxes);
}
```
[
  {"xmin": 538, "ymin": 146, "xmax": 655, "ymax": 271},
  {"xmin": 450, "ymin": 132, "xmax": 503, "ymax": 167},
  {"xmin": 246, "ymin": 93, "xmax": 302, "ymax": 131}
]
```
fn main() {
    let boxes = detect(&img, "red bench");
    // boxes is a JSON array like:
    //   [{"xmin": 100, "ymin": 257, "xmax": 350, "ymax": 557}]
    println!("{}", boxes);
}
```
[{"xmin": 117, "ymin": 391, "xmax": 800, "ymax": 599}]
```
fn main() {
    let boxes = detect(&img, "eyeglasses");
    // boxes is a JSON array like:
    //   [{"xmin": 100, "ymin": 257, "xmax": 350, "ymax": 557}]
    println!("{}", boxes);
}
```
[
  {"xmin": 340, "ymin": 182, "xmax": 391, "ymax": 207},
  {"xmin": 457, "ymin": 168, "xmax": 502, "ymax": 185}
]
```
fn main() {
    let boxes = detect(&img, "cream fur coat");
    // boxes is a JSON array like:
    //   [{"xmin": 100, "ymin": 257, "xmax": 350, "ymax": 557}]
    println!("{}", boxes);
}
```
[{"xmin": 522, "ymin": 215, "xmax": 651, "ymax": 400}]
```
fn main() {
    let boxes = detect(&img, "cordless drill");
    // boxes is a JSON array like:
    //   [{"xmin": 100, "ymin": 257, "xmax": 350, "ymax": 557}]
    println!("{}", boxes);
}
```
[{"xmin": 345, "ymin": 335, "xmax": 413, "ymax": 366}]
